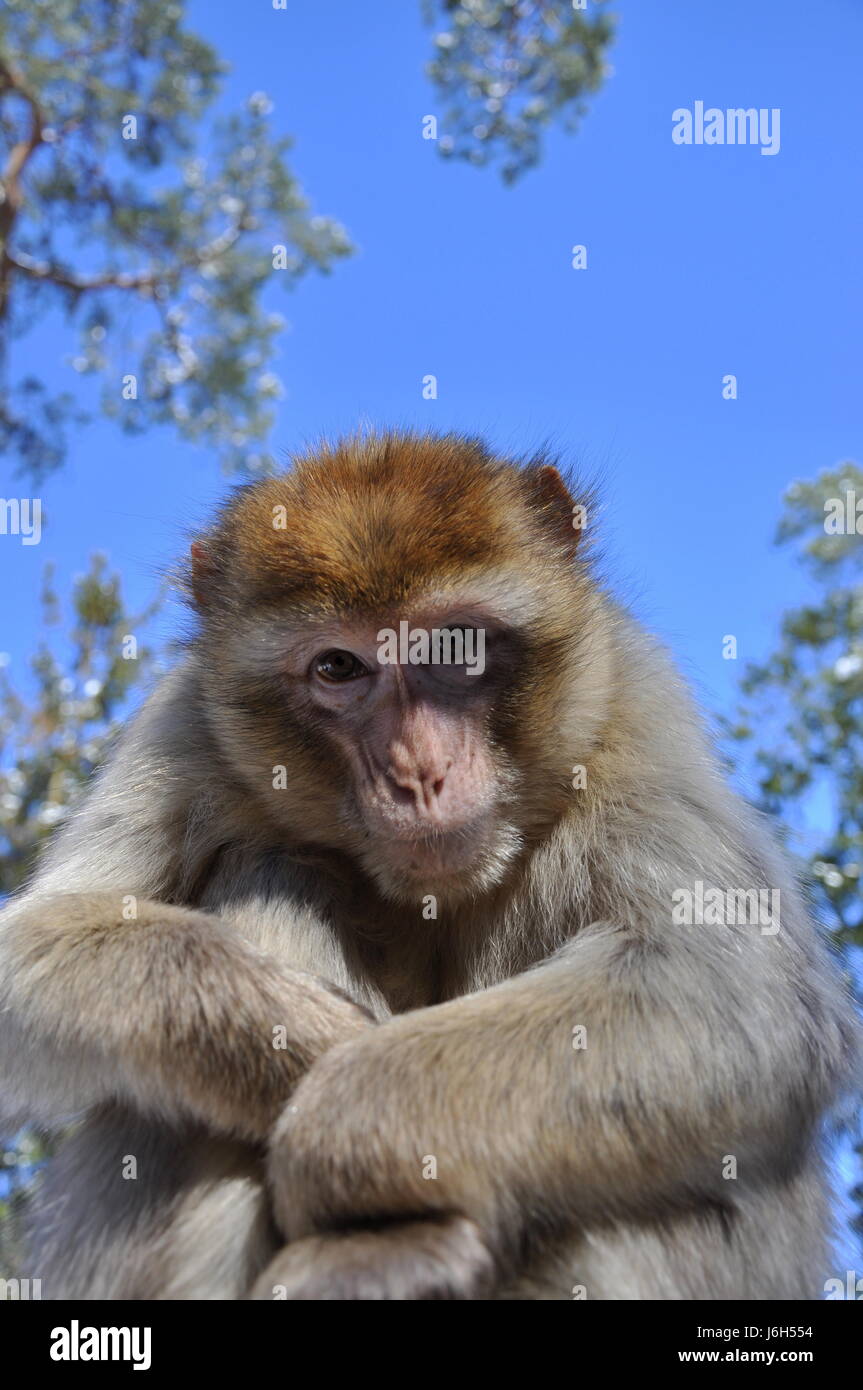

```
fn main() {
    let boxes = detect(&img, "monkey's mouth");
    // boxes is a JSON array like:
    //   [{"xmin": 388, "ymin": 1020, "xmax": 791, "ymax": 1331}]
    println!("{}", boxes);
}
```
[
  {"xmin": 358, "ymin": 818, "xmax": 523, "ymax": 904},
  {"xmin": 397, "ymin": 833, "xmax": 484, "ymax": 876}
]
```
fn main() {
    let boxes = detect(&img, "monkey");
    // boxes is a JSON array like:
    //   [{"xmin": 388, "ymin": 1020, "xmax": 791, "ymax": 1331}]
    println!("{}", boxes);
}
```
[{"xmin": 0, "ymin": 430, "xmax": 856, "ymax": 1300}]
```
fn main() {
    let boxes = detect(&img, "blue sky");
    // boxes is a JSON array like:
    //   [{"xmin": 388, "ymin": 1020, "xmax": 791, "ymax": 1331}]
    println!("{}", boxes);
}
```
[
  {"xmin": 2, "ymin": 0, "xmax": 861, "ymax": 746},
  {"xmin": 0, "ymin": 0, "xmax": 861, "ymax": 1257}
]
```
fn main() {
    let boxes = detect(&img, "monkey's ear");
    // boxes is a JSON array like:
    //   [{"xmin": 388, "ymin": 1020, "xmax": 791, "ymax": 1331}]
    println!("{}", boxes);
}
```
[
  {"xmin": 523, "ymin": 464, "xmax": 584, "ymax": 559},
  {"xmin": 189, "ymin": 541, "xmax": 215, "ymax": 609}
]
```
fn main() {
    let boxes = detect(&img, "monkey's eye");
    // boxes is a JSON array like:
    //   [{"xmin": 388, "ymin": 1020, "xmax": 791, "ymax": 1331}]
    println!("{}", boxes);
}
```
[{"xmin": 313, "ymin": 649, "xmax": 370, "ymax": 684}]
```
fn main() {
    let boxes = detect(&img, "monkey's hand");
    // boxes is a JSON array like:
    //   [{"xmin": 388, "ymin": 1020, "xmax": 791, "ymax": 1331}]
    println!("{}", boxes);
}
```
[
  {"xmin": 261, "ymin": 1013, "xmax": 512, "ymax": 1299},
  {"xmin": 248, "ymin": 1218, "xmax": 494, "ymax": 1301},
  {"xmin": 0, "ymin": 891, "xmax": 375, "ymax": 1143}
]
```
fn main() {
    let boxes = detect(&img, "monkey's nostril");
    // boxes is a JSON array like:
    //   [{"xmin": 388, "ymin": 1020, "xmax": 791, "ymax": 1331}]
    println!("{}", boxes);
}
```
[{"xmin": 384, "ymin": 773, "xmax": 417, "ymax": 807}]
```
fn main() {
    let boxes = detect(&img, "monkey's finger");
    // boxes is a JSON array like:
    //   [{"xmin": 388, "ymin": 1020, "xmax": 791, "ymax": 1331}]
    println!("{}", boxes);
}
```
[{"xmin": 247, "ymin": 1216, "xmax": 495, "ymax": 1300}]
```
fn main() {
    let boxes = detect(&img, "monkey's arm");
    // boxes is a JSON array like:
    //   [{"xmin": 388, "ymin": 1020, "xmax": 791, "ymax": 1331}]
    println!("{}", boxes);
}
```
[
  {"xmin": 262, "ymin": 891, "xmax": 852, "ymax": 1295},
  {"xmin": 0, "ymin": 890, "xmax": 373, "ymax": 1142},
  {"xmin": 0, "ymin": 665, "xmax": 377, "ymax": 1139}
]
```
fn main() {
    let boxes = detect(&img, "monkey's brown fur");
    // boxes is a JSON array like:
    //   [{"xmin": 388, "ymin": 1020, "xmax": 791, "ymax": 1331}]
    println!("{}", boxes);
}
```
[{"xmin": 0, "ymin": 432, "xmax": 856, "ymax": 1299}]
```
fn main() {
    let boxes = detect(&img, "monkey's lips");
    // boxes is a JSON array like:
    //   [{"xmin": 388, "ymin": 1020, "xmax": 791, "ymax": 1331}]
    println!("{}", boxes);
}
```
[
  {"xmin": 394, "ymin": 832, "xmax": 485, "ymax": 877},
  {"xmin": 358, "ymin": 816, "xmax": 521, "ymax": 903}
]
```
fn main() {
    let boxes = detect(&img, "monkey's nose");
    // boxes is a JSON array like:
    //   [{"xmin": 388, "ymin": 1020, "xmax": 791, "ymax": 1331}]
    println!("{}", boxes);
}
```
[{"xmin": 385, "ymin": 763, "xmax": 452, "ymax": 817}]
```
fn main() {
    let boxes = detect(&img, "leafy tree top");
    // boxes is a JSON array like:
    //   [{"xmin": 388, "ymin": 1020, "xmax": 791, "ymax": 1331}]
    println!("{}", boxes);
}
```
[
  {"xmin": 724, "ymin": 465, "xmax": 863, "ymax": 946},
  {"xmin": 0, "ymin": 0, "xmax": 351, "ymax": 478},
  {"xmin": 425, "ymin": 0, "xmax": 615, "ymax": 183}
]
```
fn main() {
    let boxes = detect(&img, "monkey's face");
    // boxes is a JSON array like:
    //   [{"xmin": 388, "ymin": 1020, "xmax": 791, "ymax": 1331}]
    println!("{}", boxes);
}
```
[
  {"xmin": 278, "ymin": 607, "xmax": 525, "ymax": 903},
  {"xmin": 192, "ymin": 434, "xmax": 612, "ymax": 905}
]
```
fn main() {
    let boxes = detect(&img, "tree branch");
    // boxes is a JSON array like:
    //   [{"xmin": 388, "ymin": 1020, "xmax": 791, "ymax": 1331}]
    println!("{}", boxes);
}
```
[
  {"xmin": 0, "ymin": 55, "xmax": 45, "ymax": 203},
  {"xmin": 3, "ymin": 214, "xmax": 247, "ymax": 297},
  {"xmin": 4, "ymin": 249, "xmax": 164, "ymax": 294}
]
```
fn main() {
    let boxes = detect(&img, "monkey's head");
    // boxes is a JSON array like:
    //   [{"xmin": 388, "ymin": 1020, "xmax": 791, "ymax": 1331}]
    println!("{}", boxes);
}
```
[{"xmin": 189, "ymin": 433, "xmax": 612, "ymax": 905}]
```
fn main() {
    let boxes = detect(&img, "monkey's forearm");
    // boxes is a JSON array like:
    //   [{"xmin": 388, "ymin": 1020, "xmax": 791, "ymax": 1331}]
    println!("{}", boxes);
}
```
[
  {"xmin": 269, "ymin": 922, "xmax": 844, "ymax": 1258},
  {"xmin": 0, "ymin": 891, "xmax": 373, "ymax": 1140}
]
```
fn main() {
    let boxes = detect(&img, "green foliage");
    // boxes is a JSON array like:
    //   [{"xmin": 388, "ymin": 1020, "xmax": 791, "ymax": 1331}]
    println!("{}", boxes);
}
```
[
  {"xmin": 0, "ymin": 0, "xmax": 352, "ymax": 478},
  {"xmin": 723, "ymin": 466, "xmax": 863, "ymax": 948},
  {"xmin": 424, "ymin": 0, "xmax": 616, "ymax": 183},
  {"xmin": 0, "ymin": 555, "xmax": 159, "ymax": 895}
]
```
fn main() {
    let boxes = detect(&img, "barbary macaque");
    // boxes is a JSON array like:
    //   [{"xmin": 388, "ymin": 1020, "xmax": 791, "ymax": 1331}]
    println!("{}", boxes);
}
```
[{"xmin": 0, "ymin": 432, "xmax": 856, "ymax": 1300}]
